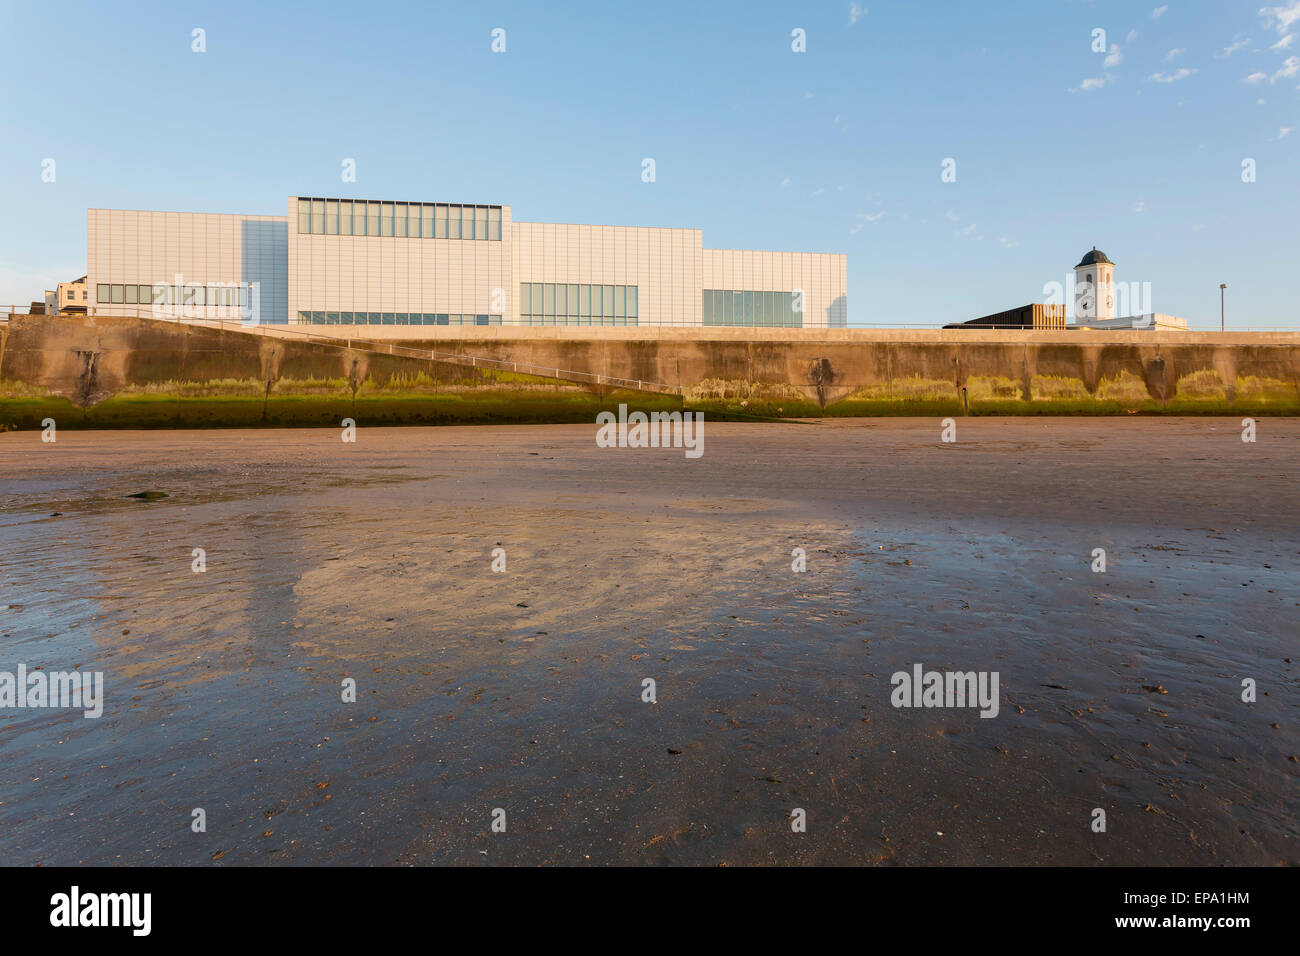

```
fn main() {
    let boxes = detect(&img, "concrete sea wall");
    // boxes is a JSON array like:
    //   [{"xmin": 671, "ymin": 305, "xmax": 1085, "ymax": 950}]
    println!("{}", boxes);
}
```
[{"xmin": 1, "ymin": 315, "xmax": 1297, "ymax": 427}]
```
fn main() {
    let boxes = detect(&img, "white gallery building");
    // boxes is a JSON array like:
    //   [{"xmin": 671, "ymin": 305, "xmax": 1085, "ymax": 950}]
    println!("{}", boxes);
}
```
[{"xmin": 85, "ymin": 196, "xmax": 848, "ymax": 332}]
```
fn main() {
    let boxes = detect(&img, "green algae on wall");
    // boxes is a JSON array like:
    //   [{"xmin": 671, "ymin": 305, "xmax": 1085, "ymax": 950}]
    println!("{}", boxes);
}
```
[
  {"xmin": 0, "ymin": 375, "xmax": 686, "ymax": 429},
  {"xmin": 826, "ymin": 376, "xmax": 962, "ymax": 416},
  {"xmin": 682, "ymin": 378, "xmax": 820, "ymax": 418}
]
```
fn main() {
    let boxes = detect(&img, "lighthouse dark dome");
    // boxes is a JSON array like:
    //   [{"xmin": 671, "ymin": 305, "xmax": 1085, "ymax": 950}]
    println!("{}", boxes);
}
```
[{"xmin": 1075, "ymin": 246, "xmax": 1113, "ymax": 268}]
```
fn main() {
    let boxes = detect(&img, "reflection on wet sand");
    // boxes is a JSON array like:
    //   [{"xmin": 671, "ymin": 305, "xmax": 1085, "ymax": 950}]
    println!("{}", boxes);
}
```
[{"xmin": 0, "ymin": 419, "xmax": 1296, "ymax": 865}]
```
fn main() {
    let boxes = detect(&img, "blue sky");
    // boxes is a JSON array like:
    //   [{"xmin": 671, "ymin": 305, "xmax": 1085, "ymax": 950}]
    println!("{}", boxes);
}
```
[{"xmin": 2, "ymin": 0, "xmax": 1296, "ymax": 328}]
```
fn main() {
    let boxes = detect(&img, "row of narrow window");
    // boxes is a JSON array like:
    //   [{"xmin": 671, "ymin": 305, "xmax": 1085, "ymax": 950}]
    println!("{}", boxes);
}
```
[
  {"xmin": 296, "ymin": 312, "xmax": 503, "ymax": 326},
  {"xmin": 297, "ymin": 199, "xmax": 502, "ymax": 240},
  {"xmin": 97, "ymin": 283, "xmax": 246, "ymax": 306}
]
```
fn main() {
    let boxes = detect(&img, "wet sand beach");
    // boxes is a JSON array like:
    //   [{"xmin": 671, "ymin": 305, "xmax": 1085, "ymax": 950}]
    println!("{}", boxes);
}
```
[{"xmin": 1, "ymin": 418, "xmax": 1296, "ymax": 865}]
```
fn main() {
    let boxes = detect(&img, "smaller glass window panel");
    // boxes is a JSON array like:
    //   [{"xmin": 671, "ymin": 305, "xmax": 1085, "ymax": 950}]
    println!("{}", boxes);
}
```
[
  {"xmin": 394, "ymin": 204, "xmax": 407, "ymax": 238},
  {"xmin": 312, "ymin": 200, "xmax": 324, "ymax": 234},
  {"xmin": 326, "ymin": 200, "xmax": 339, "ymax": 235},
  {"xmin": 367, "ymin": 203, "xmax": 380, "ymax": 236}
]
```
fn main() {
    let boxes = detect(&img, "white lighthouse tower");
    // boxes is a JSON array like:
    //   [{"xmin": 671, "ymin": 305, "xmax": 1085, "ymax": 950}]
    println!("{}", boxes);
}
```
[{"xmin": 1074, "ymin": 247, "xmax": 1115, "ymax": 323}]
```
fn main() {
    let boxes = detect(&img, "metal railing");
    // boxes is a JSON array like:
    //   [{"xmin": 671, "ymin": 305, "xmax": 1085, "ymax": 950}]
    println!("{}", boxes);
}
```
[{"xmin": 6, "ymin": 307, "xmax": 1299, "ymax": 333}]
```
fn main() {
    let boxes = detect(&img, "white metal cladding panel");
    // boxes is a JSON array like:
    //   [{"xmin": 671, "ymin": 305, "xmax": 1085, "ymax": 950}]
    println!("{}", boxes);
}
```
[
  {"xmin": 700, "ymin": 248, "xmax": 847, "ymax": 327},
  {"xmin": 511, "ymin": 221, "xmax": 705, "ymax": 325},
  {"xmin": 286, "ymin": 200, "xmax": 512, "ymax": 317},
  {"xmin": 86, "ymin": 208, "xmax": 287, "ymax": 318}
]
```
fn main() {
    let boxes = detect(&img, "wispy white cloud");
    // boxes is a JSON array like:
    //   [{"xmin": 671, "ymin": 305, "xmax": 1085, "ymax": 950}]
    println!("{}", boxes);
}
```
[
  {"xmin": 998, "ymin": 237, "xmax": 1018, "ymax": 248},
  {"xmin": 1259, "ymin": 1, "xmax": 1300, "ymax": 37},
  {"xmin": 1248, "ymin": 55, "xmax": 1300, "ymax": 82},
  {"xmin": 1126, "ymin": 29, "xmax": 1139, "ymax": 44},
  {"xmin": 1134, "ymin": 200, "xmax": 1146, "ymax": 212},
  {"xmin": 1273, "ymin": 54, "xmax": 1300, "ymax": 79},
  {"xmin": 1279, "ymin": 126, "xmax": 1295, "ymax": 138},
  {"xmin": 1070, "ymin": 74, "xmax": 1112, "ymax": 92},
  {"xmin": 1164, "ymin": 48, "xmax": 1186, "ymax": 61},
  {"xmin": 1151, "ymin": 5, "xmax": 1168, "ymax": 19},
  {"xmin": 1104, "ymin": 44, "xmax": 1123, "ymax": 67},
  {"xmin": 857, "ymin": 211, "xmax": 885, "ymax": 222},
  {"xmin": 849, "ymin": 2, "xmax": 867, "ymax": 25},
  {"xmin": 780, "ymin": 177, "xmax": 790, "ymax": 186},
  {"xmin": 1148, "ymin": 67, "xmax": 1197, "ymax": 83},
  {"xmin": 1215, "ymin": 37, "xmax": 1251, "ymax": 57}
]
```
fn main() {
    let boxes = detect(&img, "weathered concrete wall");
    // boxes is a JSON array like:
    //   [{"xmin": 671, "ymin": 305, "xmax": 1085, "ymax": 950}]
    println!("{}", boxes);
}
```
[
  {"xmin": 2, "ymin": 314, "xmax": 1298, "ymax": 427},
  {"xmin": 289, "ymin": 323, "xmax": 1300, "ymax": 415},
  {"xmin": 0, "ymin": 314, "xmax": 681, "ymax": 429}
]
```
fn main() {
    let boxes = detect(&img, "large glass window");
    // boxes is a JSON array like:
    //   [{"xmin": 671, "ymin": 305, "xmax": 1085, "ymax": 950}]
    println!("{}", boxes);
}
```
[
  {"xmin": 311, "ymin": 200, "xmax": 324, "ymax": 234},
  {"xmin": 340, "ymin": 200, "xmax": 353, "ymax": 236},
  {"xmin": 703, "ymin": 289, "xmax": 802, "ymax": 328},
  {"xmin": 326, "ymin": 200, "xmax": 339, "ymax": 235},
  {"xmin": 367, "ymin": 202, "xmax": 380, "ymax": 236},
  {"xmin": 448, "ymin": 206, "xmax": 461, "ymax": 240},
  {"xmin": 475, "ymin": 206, "xmax": 488, "ymax": 242},
  {"xmin": 394, "ymin": 204, "xmax": 408, "ymax": 238},
  {"xmin": 297, "ymin": 202, "xmax": 310, "ymax": 234},
  {"xmin": 489, "ymin": 206, "xmax": 502, "ymax": 240},
  {"xmin": 518, "ymin": 282, "xmax": 639, "ymax": 326}
]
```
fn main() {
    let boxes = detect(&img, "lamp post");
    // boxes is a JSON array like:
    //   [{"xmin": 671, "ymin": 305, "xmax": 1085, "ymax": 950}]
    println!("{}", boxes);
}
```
[{"xmin": 1220, "ymin": 283, "xmax": 1227, "ymax": 332}]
